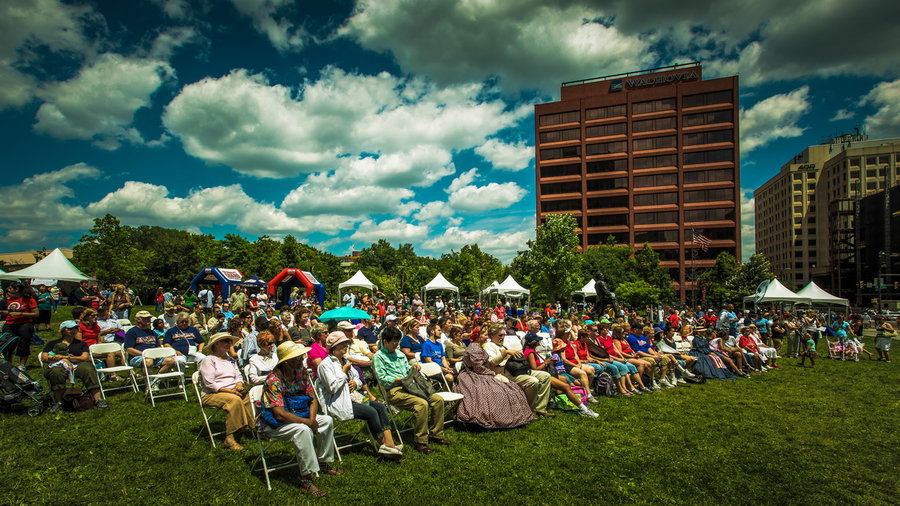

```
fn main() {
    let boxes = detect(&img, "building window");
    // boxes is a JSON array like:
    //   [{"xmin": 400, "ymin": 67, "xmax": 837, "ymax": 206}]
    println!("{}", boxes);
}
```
[
  {"xmin": 684, "ymin": 228, "xmax": 734, "ymax": 241},
  {"xmin": 539, "ymin": 128, "xmax": 580, "ymax": 143},
  {"xmin": 586, "ymin": 141, "xmax": 627, "ymax": 156},
  {"xmin": 866, "ymin": 156, "xmax": 877, "ymax": 165},
  {"xmin": 588, "ymin": 232, "xmax": 628, "ymax": 245},
  {"xmin": 878, "ymin": 155, "xmax": 889, "ymax": 164},
  {"xmin": 633, "ymin": 154, "xmax": 678, "ymax": 170},
  {"xmin": 633, "ymin": 117, "xmax": 676, "ymax": 132},
  {"xmin": 683, "ymin": 109, "xmax": 733, "ymax": 127},
  {"xmin": 684, "ymin": 168, "xmax": 734, "ymax": 184},
  {"xmin": 587, "ymin": 195, "xmax": 628, "ymax": 209},
  {"xmin": 586, "ymin": 177, "xmax": 628, "ymax": 191},
  {"xmin": 682, "ymin": 90, "xmax": 732, "ymax": 108},
  {"xmin": 586, "ymin": 159, "xmax": 627, "ymax": 173},
  {"xmin": 633, "ymin": 98, "xmax": 676, "ymax": 115},
  {"xmin": 585, "ymin": 123, "xmax": 626, "ymax": 138},
  {"xmin": 540, "ymin": 163, "xmax": 581, "ymax": 178},
  {"xmin": 540, "ymin": 146, "xmax": 581, "ymax": 160},
  {"xmin": 586, "ymin": 214, "xmax": 629, "ymax": 227},
  {"xmin": 633, "ymin": 135, "xmax": 677, "ymax": 151},
  {"xmin": 683, "ymin": 208, "xmax": 735, "ymax": 221},
  {"xmin": 634, "ymin": 192, "xmax": 678, "ymax": 206},
  {"xmin": 585, "ymin": 104, "xmax": 626, "ymax": 120},
  {"xmin": 808, "ymin": 239, "xmax": 816, "ymax": 246},
  {"xmin": 795, "ymin": 262, "xmax": 804, "ymax": 269},
  {"xmin": 683, "ymin": 149, "xmax": 733, "ymax": 165},
  {"xmin": 634, "ymin": 173, "xmax": 678, "ymax": 188},
  {"xmin": 795, "ymin": 251, "xmax": 803, "ymax": 258},
  {"xmin": 540, "ymin": 199, "xmax": 581, "ymax": 212},
  {"xmin": 540, "ymin": 181, "xmax": 581, "ymax": 195},
  {"xmin": 683, "ymin": 129, "xmax": 733, "ymax": 146},
  {"xmin": 849, "ymin": 157, "xmax": 860, "ymax": 168},
  {"xmin": 683, "ymin": 188, "xmax": 733, "ymax": 203},
  {"xmin": 635, "ymin": 211, "xmax": 679, "ymax": 225},
  {"xmin": 634, "ymin": 229, "xmax": 678, "ymax": 243},
  {"xmin": 658, "ymin": 250, "xmax": 680, "ymax": 261},
  {"xmin": 866, "ymin": 169, "xmax": 877, "ymax": 177},
  {"xmin": 539, "ymin": 110, "xmax": 580, "ymax": 126}
]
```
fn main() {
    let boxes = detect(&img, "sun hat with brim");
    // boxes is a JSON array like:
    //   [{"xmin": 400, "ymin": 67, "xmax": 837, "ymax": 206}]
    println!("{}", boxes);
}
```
[
  {"xmin": 276, "ymin": 341, "xmax": 311, "ymax": 366},
  {"xmin": 59, "ymin": 320, "xmax": 78, "ymax": 330},
  {"xmin": 206, "ymin": 332, "xmax": 235, "ymax": 350},
  {"xmin": 385, "ymin": 314, "xmax": 398, "ymax": 322},
  {"xmin": 336, "ymin": 321, "xmax": 355, "ymax": 331},
  {"xmin": 135, "ymin": 310, "xmax": 152, "ymax": 318},
  {"xmin": 325, "ymin": 331, "xmax": 351, "ymax": 350},
  {"xmin": 399, "ymin": 316, "xmax": 417, "ymax": 329},
  {"xmin": 551, "ymin": 338, "xmax": 567, "ymax": 352},
  {"xmin": 599, "ymin": 318, "xmax": 611, "ymax": 324}
]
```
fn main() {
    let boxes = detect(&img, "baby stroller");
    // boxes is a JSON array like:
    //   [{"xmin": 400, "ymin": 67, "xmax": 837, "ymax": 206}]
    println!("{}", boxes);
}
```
[{"xmin": 0, "ymin": 333, "xmax": 47, "ymax": 416}]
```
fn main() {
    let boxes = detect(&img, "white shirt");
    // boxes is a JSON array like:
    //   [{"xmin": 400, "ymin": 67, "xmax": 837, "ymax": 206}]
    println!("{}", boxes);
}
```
[
  {"xmin": 97, "ymin": 317, "xmax": 121, "ymax": 343},
  {"xmin": 316, "ymin": 355, "xmax": 360, "ymax": 421},
  {"xmin": 245, "ymin": 350, "xmax": 278, "ymax": 386}
]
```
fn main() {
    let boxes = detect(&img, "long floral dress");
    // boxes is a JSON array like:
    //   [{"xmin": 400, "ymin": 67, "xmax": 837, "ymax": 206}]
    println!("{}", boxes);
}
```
[{"xmin": 453, "ymin": 343, "xmax": 533, "ymax": 429}]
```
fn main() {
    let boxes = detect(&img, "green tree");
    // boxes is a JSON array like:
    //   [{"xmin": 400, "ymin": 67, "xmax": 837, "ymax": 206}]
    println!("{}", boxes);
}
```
[
  {"xmin": 511, "ymin": 213, "xmax": 582, "ymax": 304},
  {"xmin": 698, "ymin": 251, "xmax": 740, "ymax": 307},
  {"xmin": 581, "ymin": 242, "xmax": 635, "ymax": 291},
  {"xmin": 732, "ymin": 253, "xmax": 774, "ymax": 299},
  {"xmin": 72, "ymin": 215, "xmax": 149, "ymax": 289},
  {"xmin": 615, "ymin": 280, "xmax": 660, "ymax": 309},
  {"xmin": 630, "ymin": 244, "xmax": 677, "ymax": 303},
  {"xmin": 438, "ymin": 244, "xmax": 504, "ymax": 298}
]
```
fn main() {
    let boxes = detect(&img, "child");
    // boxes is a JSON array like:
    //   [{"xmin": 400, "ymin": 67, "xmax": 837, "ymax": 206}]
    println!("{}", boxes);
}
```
[
  {"xmin": 799, "ymin": 334, "xmax": 817, "ymax": 368},
  {"xmin": 48, "ymin": 342, "xmax": 76, "ymax": 384}
]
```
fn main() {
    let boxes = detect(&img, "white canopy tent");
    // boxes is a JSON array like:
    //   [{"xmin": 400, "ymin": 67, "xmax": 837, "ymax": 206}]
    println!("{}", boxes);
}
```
[
  {"xmin": 0, "ymin": 248, "xmax": 93, "ymax": 282},
  {"xmin": 573, "ymin": 279, "xmax": 596, "ymax": 297},
  {"xmin": 494, "ymin": 275, "xmax": 530, "ymax": 297},
  {"xmin": 796, "ymin": 281, "xmax": 850, "ymax": 307},
  {"xmin": 480, "ymin": 280, "xmax": 499, "ymax": 296},
  {"xmin": 338, "ymin": 270, "xmax": 377, "ymax": 291},
  {"xmin": 422, "ymin": 272, "xmax": 458, "ymax": 307},
  {"xmin": 743, "ymin": 278, "xmax": 811, "ymax": 307}
]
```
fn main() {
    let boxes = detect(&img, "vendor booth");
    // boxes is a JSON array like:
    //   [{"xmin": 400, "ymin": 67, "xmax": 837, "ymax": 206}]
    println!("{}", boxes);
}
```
[
  {"xmin": 190, "ymin": 267, "xmax": 244, "ymax": 299},
  {"xmin": 268, "ymin": 269, "xmax": 325, "ymax": 308}
]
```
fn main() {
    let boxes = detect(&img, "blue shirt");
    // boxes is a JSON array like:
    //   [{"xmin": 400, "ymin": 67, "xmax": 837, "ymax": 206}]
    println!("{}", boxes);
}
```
[
  {"xmin": 162, "ymin": 326, "xmax": 204, "ymax": 355},
  {"xmin": 420, "ymin": 340, "xmax": 446, "ymax": 365},
  {"xmin": 357, "ymin": 326, "xmax": 377, "ymax": 344},
  {"xmin": 399, "ymin": 334, "xmax": 424, "ymax": 355},
  {"xmin": 124, "ymin": 327, "xmax": 159, "ymax": 353},
  {"xmin": 835, "ymin": 321, "xmax": 850, "ymax": 338},
  {"xmin": 754, "ymin": 318, "xmax": 771, "ymax": 334},
  {"xmin": 626, "ymin": 334, "xmax": 654, "ymax": 354}
]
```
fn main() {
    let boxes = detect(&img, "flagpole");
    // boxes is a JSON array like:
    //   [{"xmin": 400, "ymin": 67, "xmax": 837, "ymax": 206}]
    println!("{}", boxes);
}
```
[{"xmin": 690, "ymin": 227, "xmax": 697, "ymax": 308}]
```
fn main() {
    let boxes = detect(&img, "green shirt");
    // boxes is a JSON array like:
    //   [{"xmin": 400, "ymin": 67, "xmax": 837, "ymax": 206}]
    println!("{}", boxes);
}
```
[
  {"xmin": 373, "ymin": 348, "xmax": 410, "ymax": 385},
  {"xmin": 806, "ymin": 338, "xmax": 816, "ymax": 353}
]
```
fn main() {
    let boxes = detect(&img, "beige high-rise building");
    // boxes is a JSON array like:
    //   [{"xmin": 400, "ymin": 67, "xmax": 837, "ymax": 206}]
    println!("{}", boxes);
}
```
[{"xmin": 755, "ymin": 134, "xmax": 900, "ymax": 299}]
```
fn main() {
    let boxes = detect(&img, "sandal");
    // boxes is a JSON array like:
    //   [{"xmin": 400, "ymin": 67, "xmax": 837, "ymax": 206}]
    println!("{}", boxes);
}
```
[
  {"xmin": 318, "ymin": 463, "xmax": 344, "ymax": 476},
  {"xmin": 300, "ymin": 478, "xmax": 326, "ymax": 498}
]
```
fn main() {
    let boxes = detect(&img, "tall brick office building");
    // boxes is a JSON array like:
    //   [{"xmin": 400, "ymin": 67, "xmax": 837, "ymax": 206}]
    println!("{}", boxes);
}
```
[{"xmin": 534, "ymin": 63, "xmax": 741, "ymax": 301}]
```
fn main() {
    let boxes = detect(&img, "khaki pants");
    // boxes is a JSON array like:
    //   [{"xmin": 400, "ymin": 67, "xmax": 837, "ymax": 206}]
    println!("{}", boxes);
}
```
[
  {"xmin": 202, "ymin": 392, "xmax": 253, "ymax": 435},
  {"xmin": 510, "ymin": 370, "xmax": 551, "ymax": 413},
  {"xmin": 387, "ymin": 386, "xmax": 445, "ymax": 444}
]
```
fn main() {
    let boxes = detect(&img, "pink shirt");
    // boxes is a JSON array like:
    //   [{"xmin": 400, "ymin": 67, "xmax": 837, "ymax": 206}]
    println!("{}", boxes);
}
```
[
  {"xmin": 199, "ymin": 355, "xmax": 242, "ymax": 395},
  {"xmin": 307, "ymin": 342, "xmax": 329, "ymax": 378}
]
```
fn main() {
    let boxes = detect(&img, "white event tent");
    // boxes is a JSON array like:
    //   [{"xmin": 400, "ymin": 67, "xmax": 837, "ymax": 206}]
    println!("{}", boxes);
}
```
[
  {"xmin": 338, "ymin": 270, "xmax": 377, "ymax": 292},
  {"xmin": 573, "ymin": 279, "xmax": 596, "ymax": 297},
  {"xmin": 0, "ymin": 248, "xmax": 93, "ymax": 282},
  {"xmin": 796, "ymin": 281, "xmax": 850, "ymax": 308},
  {"xmin": 480, "ymin": 280, "xmax": 499, "ymax": 296},
  {"xmin": 743, "ymin": 278, "xmax": 811, "ymax": 307},
  {"xmin": 422, "ymin": 273, "xmax": 458, "ymax": 306}
]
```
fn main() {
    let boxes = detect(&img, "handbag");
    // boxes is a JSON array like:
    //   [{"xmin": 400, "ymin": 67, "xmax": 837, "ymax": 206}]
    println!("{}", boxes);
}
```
[
  {"xmin": 399, "ymin": 370, "xmax": 436, "ymax": 400},
  {"xmin": 504, "ymin": 357, "xmax": 531, "ymax": 377},
  {"xmin": 260, "ymin": 394, "xmax": 312, "ymax": 429}
]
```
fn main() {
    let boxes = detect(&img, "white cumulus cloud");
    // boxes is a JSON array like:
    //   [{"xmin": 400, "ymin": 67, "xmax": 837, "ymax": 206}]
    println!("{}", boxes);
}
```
[
  {"xmin": 861, "ymin": 79, "xmax": 900, "ymax": 138},
  {"xmin": 230, "ymin": 0, "xmax": 307, "ymax": 51},
  {"xmin": 349, "ymin": 218, "xmax": 429, "ymax": 243},
  {"xmin": 475, "ymin": 138, "xmax": 534, "ymax": 172},
  {"xmin": 740, "ymin": 85, "xmax": 810, "ymax": 154},
  {"xmin": 422, "ymin": 226, "xmax": 534, "ymax": 262},
  {"xmin": 740, "ymin": 188, "xmax": 755, "ymax": 261}
]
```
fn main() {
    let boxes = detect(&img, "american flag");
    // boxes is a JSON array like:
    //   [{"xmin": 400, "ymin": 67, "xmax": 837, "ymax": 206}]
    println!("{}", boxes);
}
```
[{"xmin": 693, "ymin": 232, "xmax": 712, "ymax": 251}]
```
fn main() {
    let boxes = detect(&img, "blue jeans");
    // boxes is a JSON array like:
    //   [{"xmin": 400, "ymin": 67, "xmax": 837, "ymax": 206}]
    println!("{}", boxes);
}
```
[{"xmin": 600, "ymin": 361, "xmax": 630, "ymax": 378}]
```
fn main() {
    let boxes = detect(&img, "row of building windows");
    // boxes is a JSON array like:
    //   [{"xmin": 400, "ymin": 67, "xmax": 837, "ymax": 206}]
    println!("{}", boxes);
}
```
[
  {"xmin": 540, "ymin": 169, "xmax": 735, "ymax": 194},
  {"xmin": 541, "ymin": 145, "xmax": 735, "ymax": 163},
  {"xmin": 540, "ymin": 116, "xmax": 734, "ymax": 143},
  {"xmin": 540, "ymin": 90, "xmax": 733, "ymax": 126},
  {"xmin": 540, "ymin": 190, "xmax": 735, "ymax": 211}
]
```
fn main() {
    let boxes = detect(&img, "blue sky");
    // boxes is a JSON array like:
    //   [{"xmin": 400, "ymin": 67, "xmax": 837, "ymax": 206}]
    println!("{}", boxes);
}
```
[{"xmin": 1, "ymin": 0, "xmax": 898, "ymax": 262}]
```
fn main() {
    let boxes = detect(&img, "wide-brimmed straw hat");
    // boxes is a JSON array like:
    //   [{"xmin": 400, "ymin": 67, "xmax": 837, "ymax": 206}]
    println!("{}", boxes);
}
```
[
  {"xmin": 276, "ymin": 341, "xmax": 311, "ymax": 366},
  {"xmin": 207, "ymin": 332, "xmax": 235, "ymax": 350}
]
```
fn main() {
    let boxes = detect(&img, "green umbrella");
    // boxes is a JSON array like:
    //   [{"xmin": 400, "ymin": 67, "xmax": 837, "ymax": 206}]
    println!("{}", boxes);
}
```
[{"xmin": 317, "ymin": 307, "xmax": 372, "ymax": 322}]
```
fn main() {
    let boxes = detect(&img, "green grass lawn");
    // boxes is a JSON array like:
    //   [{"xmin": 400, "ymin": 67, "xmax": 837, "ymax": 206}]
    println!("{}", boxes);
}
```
[{"xmin": 1, "ymin": 307, "xmax": 897, "ymax": 505}]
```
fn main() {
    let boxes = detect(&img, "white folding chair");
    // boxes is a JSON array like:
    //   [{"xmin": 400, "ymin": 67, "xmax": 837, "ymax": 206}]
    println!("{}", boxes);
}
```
[
  {"xmin": 249, "ymin": 385, "xmax": 299, "ymax": 490},
  {"xmin": 371, "ymin": 362, "xmax": 414, "ymax": 447},
  {"xmin": 191, "ymin": 371, "xmax": 226, "ymax": 447},
  {"xmin": 89, "ymin": 343, "xmax": 138, "ymax": 399},
  {"xmin": 117, "ymin": 318, "xmax": 132, "ymax": 327},
  {"xmin": 312, "ymin": 379, "xmax": 374, "ymax": 461},
  {"xmin": 418, "ymin": 361, "xmax": 464, "ymax": 423},
  {"xmin": 141, "ymin": 347, "xmax": 188, "ymax": 406}
]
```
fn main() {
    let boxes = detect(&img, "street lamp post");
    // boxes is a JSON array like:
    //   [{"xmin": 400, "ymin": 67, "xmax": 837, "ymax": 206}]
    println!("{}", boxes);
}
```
[{"xmin": 877, "ymin": 251, "xmax": 886, "ymax": 314}]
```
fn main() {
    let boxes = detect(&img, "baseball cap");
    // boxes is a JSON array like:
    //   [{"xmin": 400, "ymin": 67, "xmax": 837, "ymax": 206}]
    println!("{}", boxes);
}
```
[
  {"xmin": 385, "ymin": 314, "xmax": 398, "ymax": 322},
  {"xmin": 59, "ymin": 320, "xmax": 78, "ymax": 330},
  {"xmin": 135, "ymin": 310, "xmax": 152, "ymax": 318}
]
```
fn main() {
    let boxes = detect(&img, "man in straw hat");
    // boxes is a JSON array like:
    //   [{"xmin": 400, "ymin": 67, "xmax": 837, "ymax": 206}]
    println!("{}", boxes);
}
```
[{"xmin": 258, "ymin": 341, "xmax": 341, "ymax": 498}]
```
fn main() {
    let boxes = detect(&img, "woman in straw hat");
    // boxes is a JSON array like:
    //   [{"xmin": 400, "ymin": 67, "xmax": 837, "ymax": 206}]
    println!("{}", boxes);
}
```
[
  {"xmin": 198, "ymin": 332, "xmax": 254, "ymax": 450},
  {"xmin": 259, "ymin": 341, "xmax": 341, "ymax": 498}
]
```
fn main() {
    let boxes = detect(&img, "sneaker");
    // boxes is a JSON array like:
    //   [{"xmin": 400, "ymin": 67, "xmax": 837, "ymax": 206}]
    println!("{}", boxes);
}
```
[
  {"xmin": 680, "ymin": 368, "xmax": 697, "ymax": 379},
  {"xmin": 378, "ymin": 444, "xmax": 402, "ymax": 455},
  {"xmin": 658, "ymin": 379, "xmax": 673, "ymax": 388},
  {"xmin": 640, "ymin": 386, "xmax": 653, "ymax": 394},
  {"xmin": 631, "ymin": 388, "xmax": 643, "ymax": 395},
  {"xmin": 676, "ymin": 377, "xmax": 687, "ymax": 384},
  {"xmin": 579, "ymin": 405, "xmax": 600, "ymax": 418},
  {"xmin": 16, "ymin": 365, "xmax": 26, "ymax": 372},
  {"xmin": 47, "ymin": 402, "xmax": 63, "ymax": 414},
  {"xmin": 651, "ymin": 382, "xmax": 662, "ymax": 391},
  {"xmin": 95, "ymin": 399, "xmax": 109, "ymax": 409}
]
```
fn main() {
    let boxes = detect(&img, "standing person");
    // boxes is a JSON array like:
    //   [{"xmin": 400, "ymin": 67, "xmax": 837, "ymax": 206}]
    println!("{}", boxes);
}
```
[
  {"xmin": 49, "ymin": 284, "xmax": 60, "ymax": 312},
  {"xmin": 342, "ymin": 288, "xmax": 356, "ymax": 308},
  {"xmin": 109, "ymin": 285, "xmax": 132, "ymax": 320},
  {"xmin": 229, "ymin": 286, "xmax": 248, "ymax": 312},
  {"xmin": 198, "ymin": 287, "xmax": 214, "ymax": 313},
  {"xmin": 874, "ymin": 316, "xmax": 894, "ymax": 362},
  {"xmin": 798, "ymin": 333, "xmax": 817, "ymax": 368},
  {"xmin": 1, "ymin": 283, "xmax": 38, "ymax": 371},
  {"xmin": 70, "ymin": 280, "xmax": 93, "ymax": 307},
  {"xmin": 35, "ymin": 284, "xmax": 53, "ymax": 332},
  {"xmin": 155, "ymin": 287, "xmax": 165, "ymax": 313},
  {"xmin": 259, "ymin": 341, "xmax": 341, "ymax": 498}
]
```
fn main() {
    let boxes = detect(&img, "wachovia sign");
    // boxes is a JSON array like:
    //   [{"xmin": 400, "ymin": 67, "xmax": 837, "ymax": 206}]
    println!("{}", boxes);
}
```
[{"xmin": 613, "ymin": 70, "xmax": 700, "ymax": 91}]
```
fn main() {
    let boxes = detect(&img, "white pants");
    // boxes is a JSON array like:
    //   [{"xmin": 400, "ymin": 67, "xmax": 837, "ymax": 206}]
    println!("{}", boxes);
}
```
[
  {"xmin": 265, "ymin": 415, "xmax": 335, "ymax": 476},
  {"xmin": 758, "ymin": 346, "xmax": 777, "ymax": 361}
]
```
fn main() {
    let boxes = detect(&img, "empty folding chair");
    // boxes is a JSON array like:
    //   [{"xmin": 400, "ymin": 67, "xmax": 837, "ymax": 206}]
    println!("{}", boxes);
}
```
[
  {"xmin": 89, "ymin": 342, "xmax": 138, "ymax": 399},
  {"xmin": 192, "ymin": 371, "xmax": 226, "ymax": 447},
  {"xmin": 141, "ymin": 347, "xmax": 188, "ymax": 406}
]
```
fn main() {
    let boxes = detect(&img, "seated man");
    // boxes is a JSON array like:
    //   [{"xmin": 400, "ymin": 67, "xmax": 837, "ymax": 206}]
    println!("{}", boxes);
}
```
[
  {"xmin": 626, "ymin": 326, "xmax": 674, "ymax": 389},
  {"xmin": 125, "ymin": 311, "xmax": 176, "ymax": 390},
  {"xmin": 373, "ymin": 327, "xmax": 448, "ymax": 454},
  {"xmin": 163, "ymin": 312, "xmax": 206, "ymax": 364},
  {"xmin": 41, "ymin": 321, "xmax": 107, "ymax": 411},
  {"xmin": 336, "ymin": 321, "xmax": 371, "ymax": 367}
]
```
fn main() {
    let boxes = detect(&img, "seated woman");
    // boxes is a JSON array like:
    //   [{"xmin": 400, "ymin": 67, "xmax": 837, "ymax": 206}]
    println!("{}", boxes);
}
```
[
  {"xmin": 710, "ymin": 329, "xmax": 753, "ymax": 373},
  {"xmin": 523, "ymin": 334, "xmax": 597, "ymax": 417},
  {"xmin": 737, "ymin": 326, "xmax": 769, "ymax": 371},
  {"xmin": 698, "ymin": 327, "xmax": 747, "ymax": 378},
  {"xmin": 245, "ymin": 331, "xmax": 278, "ymax": 386},
  {"xmin": 608, "ymin": 324, "xmax": 652, "ymax": 393},
  {"xmin": 580, "ymin": 325, "xmax": 636, "ymax": 395},
  {"xmin": 420, "ymin": 323, "xmax": 454, "ymax": 384},
  {"xmin": 41, "ymin": 320, "xmax": 107, "ymax": 411},
  {"xmin": 442, "ymin": 327, "xmax": 467, "ymax": 371},
  {"xmin": 453, "ymin": 326, "xmax": 535, "ymax": 428},
  {"xmin": 259, "ymin": 341, "xmax": 341, "ymax": 498},
  {"xmin": 199, "ymin": 332, "xmax": 254, "ymax": 450},
  {"xmin": 655, "ymin": 327, "xmax": 699, "ymax": 382},
  {"xmin": 688, "ymin": 327, "xmax": 737, "ymax": 380},
  {"xmin": 399, "ymin": 317, "xmax": 426, "ymax": 363},
  {"xmin": 306, "ymin": 323, "xmax": 331, "ymax": 377},
  {"xmin": 558, "ymin": 332, "xmax": 599, "ymax": 402},
  {"xmin": 317, "ymin": 331, "xmax": 402, "ymax": 456}
]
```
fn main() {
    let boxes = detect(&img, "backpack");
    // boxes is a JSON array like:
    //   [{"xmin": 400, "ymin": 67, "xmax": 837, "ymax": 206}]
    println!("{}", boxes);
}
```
[
  {"xmin": 62, "ymin": 388, "xmax": 94, "ymax": 412},
  {"xmin": 593, "ymin": 370, "xmax": 617, "ymax": 398}
]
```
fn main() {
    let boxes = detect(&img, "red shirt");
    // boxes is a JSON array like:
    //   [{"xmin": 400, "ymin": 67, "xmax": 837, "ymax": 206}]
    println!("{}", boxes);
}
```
[
  {"xmin": 78, "ymin": 322, "xmax": 101, "ymax": 346},
  {"xmin": 563, "ymin": 342, "xmax": 578, "ymax": 362},
  {"xmin": 575, "ymin": 339, "xmax": 591, "ymax": 361},
  {"xmin": 739, "ymin": 335, "xmax": 758, "ymax": 351},
  {"xmin": 703, "ymin": 314, "xmax": 718, "ymax": 328},
  {"xmin": 668, "ymin": 313, "xmax": 680, "ymax": 328},
  {"xmin": 4, "ymin": 297, "xmax": 36, "ymax": 325}
]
